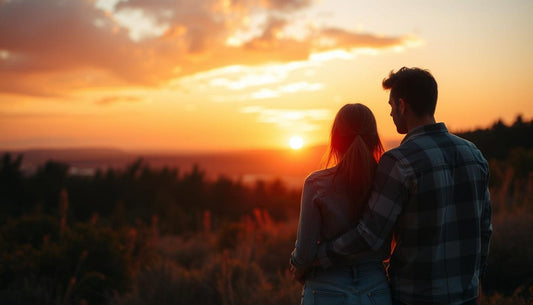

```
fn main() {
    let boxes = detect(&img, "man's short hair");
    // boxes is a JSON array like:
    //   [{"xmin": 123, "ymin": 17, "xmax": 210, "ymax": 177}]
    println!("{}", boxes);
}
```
[{"xmin": 382, "ymin": 67, "xmax": 438, "ymax": 117}]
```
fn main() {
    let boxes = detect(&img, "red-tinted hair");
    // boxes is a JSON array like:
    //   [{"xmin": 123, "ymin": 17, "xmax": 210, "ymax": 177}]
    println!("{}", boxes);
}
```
[{"xmin": 325, "ymin": 103, "xmax": 384, "ymax": 218}]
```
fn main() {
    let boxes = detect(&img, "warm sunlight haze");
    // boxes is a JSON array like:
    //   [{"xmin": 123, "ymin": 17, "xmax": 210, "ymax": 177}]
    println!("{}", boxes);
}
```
[
  {"xmin": 1, "ymin": 2, "xmax": 532, "ymax": 303},
  {"xmin": 0, "ymin": 0, "xmax": 531, "ymax": 152},
  {"xmin": 289, "ymin": 136, "xmax": 304, "ymax": 150}
]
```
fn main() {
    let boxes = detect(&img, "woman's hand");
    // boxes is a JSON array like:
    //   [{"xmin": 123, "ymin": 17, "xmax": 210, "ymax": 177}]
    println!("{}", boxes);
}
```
[{"xmin": 289, "ymin": 262, "xmax": 307, "ymax": 285}]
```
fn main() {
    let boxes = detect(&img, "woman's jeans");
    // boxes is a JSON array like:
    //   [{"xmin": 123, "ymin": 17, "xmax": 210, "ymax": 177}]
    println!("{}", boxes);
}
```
[{"xmin": 301, "ymin": 262, "xmax": 391, "ymax": 305}]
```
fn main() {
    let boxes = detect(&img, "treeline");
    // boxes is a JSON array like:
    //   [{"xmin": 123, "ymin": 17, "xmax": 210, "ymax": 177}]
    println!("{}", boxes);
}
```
[
  {"xmin": 453, "ymin": 116, "xmax": 533, "ymax": 211},
  {"xmin": 456, "ymin": 115, "xmax": 533, "ymax": 160},
  {"xmin": 0, "ymin": 156, "xmax": 300, "ymax": 233}
]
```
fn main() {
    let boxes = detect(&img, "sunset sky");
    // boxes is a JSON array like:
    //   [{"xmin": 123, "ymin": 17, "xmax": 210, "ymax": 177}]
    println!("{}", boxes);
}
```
[{"xmin": 1, "ymin": 0, "xmax": 531, "ymax": 152}]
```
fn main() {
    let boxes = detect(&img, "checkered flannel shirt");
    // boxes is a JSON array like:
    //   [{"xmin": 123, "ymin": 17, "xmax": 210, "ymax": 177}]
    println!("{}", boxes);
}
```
[{"xmin": 317, "ymin": 123, "xmax": 492, "ymax": 305}]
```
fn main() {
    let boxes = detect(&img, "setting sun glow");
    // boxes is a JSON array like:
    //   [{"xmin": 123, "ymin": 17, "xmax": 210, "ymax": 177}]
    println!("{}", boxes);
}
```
[
  {"xmin": 0, "ymin": 0, "xmax": 530, "ymax": 152},
  {"xmin": 289, "ymin": 136, "xmax": 304, "ymax": 150}
]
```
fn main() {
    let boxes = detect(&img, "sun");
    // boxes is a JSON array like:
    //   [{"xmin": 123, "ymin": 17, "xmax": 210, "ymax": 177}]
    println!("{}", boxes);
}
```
[{"xmin": 289, "ymin": 136, "xmax": 304, "ymax": 150}]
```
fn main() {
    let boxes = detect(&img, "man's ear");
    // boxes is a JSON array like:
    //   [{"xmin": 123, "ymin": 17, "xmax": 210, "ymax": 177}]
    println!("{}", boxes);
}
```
[{"xmin": 398, "ymin": 98, "xmax": 407, "ymax": 115}]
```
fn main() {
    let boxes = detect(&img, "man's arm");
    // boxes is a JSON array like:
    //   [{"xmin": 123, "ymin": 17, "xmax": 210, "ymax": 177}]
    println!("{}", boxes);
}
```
[
  {"xmin": 479, "ymin": 179, "xmax": 492, "ymax": 279},
  {"xmin": 317, "ymin": 152, "xmax": 409, "ymax": 269}
]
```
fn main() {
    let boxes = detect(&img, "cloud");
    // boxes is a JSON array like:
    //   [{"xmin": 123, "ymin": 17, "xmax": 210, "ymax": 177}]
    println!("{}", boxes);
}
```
[
  {"xmin": 209, "ymin": 73, "xmax": 283, "ymax": 90},
  {"xmin": 181, "ymin": 61, "xmax": 319, "ymax": 91},
  {"xmin": 204, "ymin": 62, "xmax": 319, "ymax": 90},
  {"xmin": 278, "ymin": 81, "xmax": 323, "ymax": 93},
  {"xmin": 95, "ymin": 95, "xmax": 142, "ymax": 105},
  {"xmin": 248, "ymin": 82, "xmax": 323, "ymax": 100},
  {"xmin": 241, "ymin": 106, "xmax": 331, "ymax": 131},
  {"xmin": 261, "ymin": 0, "xmax": 314, "ymax": 12},
  {"xmin": 0, "ymin": 0, "xmax": 152, "ymax": 95},
  {"xmin": 250, "ymin": 88, "xmax": 279, "ymax": 99},
  {"xmin": 315, "ymin": 28, "xmax": 406, "ymax": 50},
  {"xmin": 0, "ymin": 0, "xmax": 417, "ymax": 97}
]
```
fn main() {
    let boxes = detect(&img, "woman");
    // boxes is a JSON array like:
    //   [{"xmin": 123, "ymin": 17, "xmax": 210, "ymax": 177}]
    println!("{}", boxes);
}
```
[{"xmin": 290, "ymin": 103, "xmax": 391, "ymax": 305}]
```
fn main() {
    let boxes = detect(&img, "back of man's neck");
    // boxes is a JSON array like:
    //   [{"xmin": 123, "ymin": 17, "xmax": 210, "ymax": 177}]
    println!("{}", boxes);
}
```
[{"xmin": 406, "ymin": 116, "xmax": 436, "ymax": 133}]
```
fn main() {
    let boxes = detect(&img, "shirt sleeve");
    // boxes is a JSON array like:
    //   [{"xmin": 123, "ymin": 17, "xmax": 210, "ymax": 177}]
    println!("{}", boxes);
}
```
[
  {"xmin": 479, "ymin": 177, "xmax": 492, "ymax": 278},
  {"xmin": 290, "ymin": 176, "xmax": 321, "ymax": 271},
  {"xmin": 317, "ymin": 152, "xmax": 409, "ymax": 269}
]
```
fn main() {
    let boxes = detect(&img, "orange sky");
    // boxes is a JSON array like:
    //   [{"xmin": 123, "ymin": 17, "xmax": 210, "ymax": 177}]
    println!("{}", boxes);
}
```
[{"xmin": 1, "ymin": 0, "xmax": 532, "ymax": 152}]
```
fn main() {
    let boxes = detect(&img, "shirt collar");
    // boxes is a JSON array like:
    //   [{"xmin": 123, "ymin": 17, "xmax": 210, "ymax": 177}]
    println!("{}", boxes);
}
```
[{"xmin": 401, "ymin": 122, "xmax": 448, "ymax": 144}]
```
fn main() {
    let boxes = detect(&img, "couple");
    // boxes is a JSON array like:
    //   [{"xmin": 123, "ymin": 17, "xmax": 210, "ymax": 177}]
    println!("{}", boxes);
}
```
[{"xmin": 290, "ymin": 67, "xmax": 492, "ymax": 305}]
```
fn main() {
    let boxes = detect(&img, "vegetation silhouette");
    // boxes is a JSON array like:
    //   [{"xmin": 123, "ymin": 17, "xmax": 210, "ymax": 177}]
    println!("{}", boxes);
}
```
[
  {"xmin": 0, "ymin": 116, "xmax": 532, "ymax": 304},
  {"xmin": 456, "ymin": 115, "xmax": 533, "ymax": 160}
]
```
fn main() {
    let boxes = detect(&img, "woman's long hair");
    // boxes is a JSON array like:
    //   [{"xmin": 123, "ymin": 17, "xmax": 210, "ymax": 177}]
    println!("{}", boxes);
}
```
[{"xmin": 325, "ymin": 103, "xmax": 384, "ymax": 219}]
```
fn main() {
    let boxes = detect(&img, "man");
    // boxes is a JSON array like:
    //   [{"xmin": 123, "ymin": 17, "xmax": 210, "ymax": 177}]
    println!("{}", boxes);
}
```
[{"xmin": 317, "ymin": 67, "xmax": 492, "ymax": 305}]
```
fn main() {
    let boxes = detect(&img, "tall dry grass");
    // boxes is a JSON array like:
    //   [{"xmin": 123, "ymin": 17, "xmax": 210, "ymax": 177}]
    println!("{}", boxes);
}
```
[
  {"xmin": 111, "ymin": 208, "xmax": 302, "ymax": 305},
  {"xmin": 111, "ymin": 163, "xmax": 533, "ymax": 305}
]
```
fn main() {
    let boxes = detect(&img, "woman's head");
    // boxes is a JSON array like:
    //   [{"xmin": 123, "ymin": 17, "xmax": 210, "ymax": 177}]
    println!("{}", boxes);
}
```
[
  {"xmin": 326, "ymin": 103, "xmax": 384, "ymax": 213},
  {"xmin": 327, "ymin": 103, "xmax": 383, "ymax": 165}
]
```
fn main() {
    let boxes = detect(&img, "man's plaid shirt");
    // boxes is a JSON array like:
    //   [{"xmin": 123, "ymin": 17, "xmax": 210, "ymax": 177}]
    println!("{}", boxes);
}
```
[{"xmin": 318, "ymin": 123, "xmax": 492, "ymax": 305}]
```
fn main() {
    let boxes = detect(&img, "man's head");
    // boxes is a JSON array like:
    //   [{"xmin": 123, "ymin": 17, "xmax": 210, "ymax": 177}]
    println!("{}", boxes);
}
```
[{"xmin": 382, "ymin": 67, "xmax": 438, "ymax": 134}]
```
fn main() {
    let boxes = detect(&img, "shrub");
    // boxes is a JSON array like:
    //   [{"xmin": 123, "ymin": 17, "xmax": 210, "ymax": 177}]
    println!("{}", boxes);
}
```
[
  {"xmin": 0, "ymin": 215, "xmax": 132, "ymax": 305},
  {"xmin": 484, "ymin": 212, "xmax": 533, "ymax": 295},
  {"xmin": 482, "ymin": 285, "xmax": 533, "ymax": 305},
  {"xmin": 156, "ymin": 235, "xmax": 214, "ymax": 269},
  {"xmin": 113, "ymin": 260, "xmax": 217, "ymax": 305}
]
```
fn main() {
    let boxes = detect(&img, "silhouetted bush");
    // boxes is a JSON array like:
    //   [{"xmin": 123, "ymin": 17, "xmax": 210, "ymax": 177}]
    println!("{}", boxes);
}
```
[
  {"xmin": 113, "ymin": 213, "xmax": 301, "ymax": 305},
  {"xmin": 0, "ymin": 154, "xmax": 26, "ymax": 221},
  {"xmin": 481, "ymin": 285, "xmax": 533, "ymax": 305},
  {"xmin": 112, "ymin": 260, "xmax": 217, "ymax": 305},
  {"xmin": 483, "ymin": 212, "xmax": 533, "ymax": 295},
  {"xmin": 0, "ymin": 215, "xmax": 132, "ymax": 305}
]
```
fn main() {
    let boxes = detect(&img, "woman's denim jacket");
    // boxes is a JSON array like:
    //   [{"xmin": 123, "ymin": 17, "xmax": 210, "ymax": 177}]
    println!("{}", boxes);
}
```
[{"xmin": 290, "ymin": 167, "xmax": 390, "ymax": 275}]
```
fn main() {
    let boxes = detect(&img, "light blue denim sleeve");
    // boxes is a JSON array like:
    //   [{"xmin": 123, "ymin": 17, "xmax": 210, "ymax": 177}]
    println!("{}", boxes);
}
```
[
  {"xmin": 290, "ymin": 177, "xmax": 321, "ymax": 271},
  {"xmin": 317, "ymin": 153, "xmax": 406, "ymax": 269}
]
